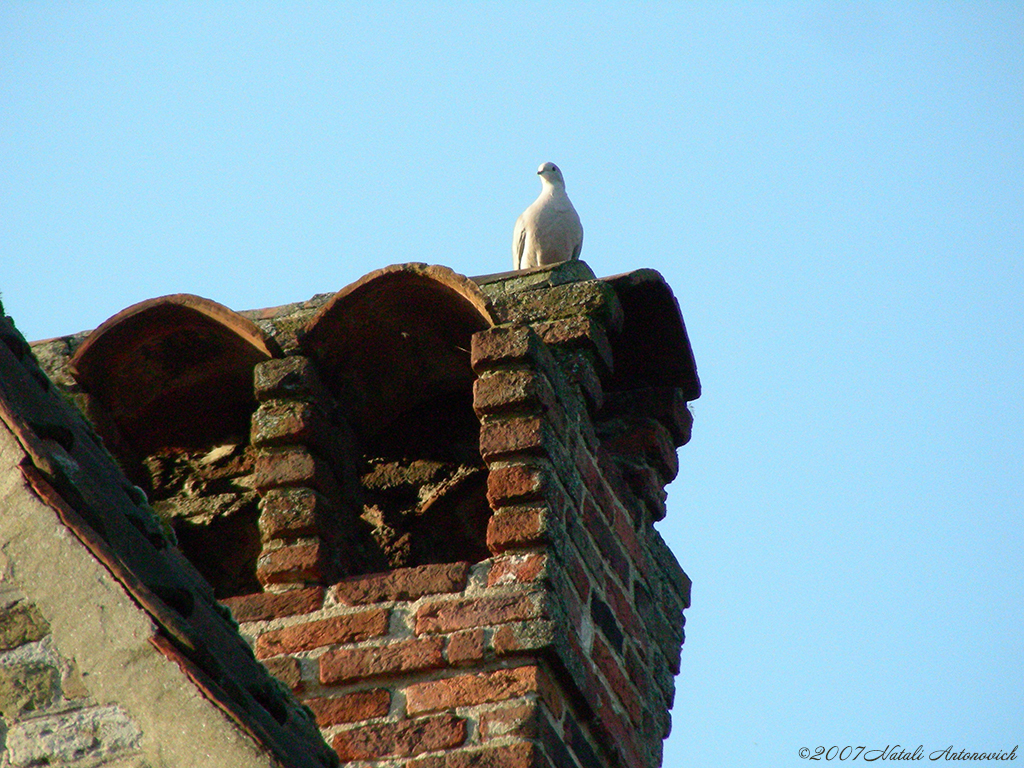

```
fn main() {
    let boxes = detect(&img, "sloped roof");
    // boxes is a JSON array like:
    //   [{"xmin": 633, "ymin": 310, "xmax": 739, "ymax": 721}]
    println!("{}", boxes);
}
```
[{"xmin": 0, "ymin": 302, "xmax": 337, "ymax": 768}]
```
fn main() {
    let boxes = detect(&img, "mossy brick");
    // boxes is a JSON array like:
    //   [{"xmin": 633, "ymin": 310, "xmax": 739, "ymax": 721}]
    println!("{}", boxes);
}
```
[
  {"xmin": 251, "ymin": 400, "xmax": 321, "ymax": 448},
  {"xmin": 0, "ymin": 601, "xmax": 50, "ymax": 651},
  {"xmin": 258, "ymin": 487, "xmax": 324, "ymax": 541},
  {"xmin": 491, "ymin": 280, "xmax": 624, "ymax": 331},
  {"xmin": 532, "ymin": 315, "xmax": 614, "ymax": 374},
  {"xmin": 253, "ymin": 356, "xmax": 328, "ymax": 403},
  {"xmin": 473, "ymin": 368, "xmax": 558, "ymax": 417},
  {"xmin": 470, "ymin": 325, "xmax": 558, "ymax": 377}
]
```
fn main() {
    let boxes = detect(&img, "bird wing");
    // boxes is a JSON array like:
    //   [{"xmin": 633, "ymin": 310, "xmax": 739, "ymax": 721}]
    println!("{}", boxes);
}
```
[{"xmin": 512, "ymin": 214, "xmax": 528, "ymax": 270}]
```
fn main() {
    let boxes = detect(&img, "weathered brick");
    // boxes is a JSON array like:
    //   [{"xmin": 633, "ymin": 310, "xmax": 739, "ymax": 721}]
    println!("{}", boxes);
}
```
[
  {"xmin": 591, "ymin": 634, "xmax": 642, "ymax": 725},
  {"xmin": 603, "ymin": 575, "xmax": 641, "ymax": 642},
  {"xmin": 486, "ymin": 507, "xmax": 547, "ymax": 553},
  {"xmin": 602, "ymin": 386, "xmax": 693, "ymax": 447},
  {"xmin": 590, "ymin": 594, "xmax": 624, "ymax": 654},
  {"xmin": 251, "ymin": 400, "xmax": 320, "ymax": 448},
  {"xmin": 261, "ymin": 655, "xmax": 302, "ymax": 691},
  {"xmin": 532, "ymin": 315, "xmax": 614, "ymax": 373},
  {"xmin": 470, "ymin": 325, "xmax": 552, "ymax": 374},
  {"xmin": 416, "ymin": 594, "xmax": 541, "ymax": 635},
  {"xmin": 408, "ymin": 742, "xmax": 541, "ymax": 768},
  {"xmin": 490, "ymin": 620, "xmax": 555, "ymax": 657},
  {"xmin": 486, "ymin": 464, "xmax": 549, "ymax": 508},
  {"xmin": 221, "ymin": 586, "xmax": 324, "ymax": 623},
  {"xmin": 332, "ymin": 714, "xmax": 465, "ymax": 760},
  {"xmin": 331, "ymin": 562, "xmax": 469, "ymax": 606},
  {"xmin": 305, "ymin": 689, "xmax": 390, "ymax": 726},
  {"xmin": 320, "ymin": 636, "xmax": 445, "ymax": 685},
  {"xmin": 405, "ymin": 666, "xmax": 541, "ymax": 715},
  {"xmin": 445, "ymin": 629, "xmax": 485, "ymax": 666},
  {"xmin": 479, "ymin": 415, "xmax": 563, "ymax": 463},
  {"xmin": 257, "ymin": 487, "xmax": 323, "ymax": 541},
  {"xmin": 478, "ymin": 703, "xmax": 539, "ymax": 741},
  {"xmin": 253, "ymin": 356, "xmax": 328, "ymax": 403},
  {"xmin": 256, "ymin": 540, "xmax": 323, "ymax": 585},
  {"xmin": 253, "ymin": 446, "xmax": 340, "ymax": 498},
  {"xmin": 255, "ymin": 609, "xmax": 388, "ymax": 658},
  {"xmin": 473, "ymin": 369, "xmax": 557, "ymax": 416},
  {"xmin": 488, "ymin": 553, "xmax": 547, "ymax": 587}
]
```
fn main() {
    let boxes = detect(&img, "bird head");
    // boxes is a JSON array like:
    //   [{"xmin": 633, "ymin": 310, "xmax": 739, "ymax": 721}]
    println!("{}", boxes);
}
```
[{"xmin": 537, "ymin": 162, "xmax": 566, "ymax": 189}]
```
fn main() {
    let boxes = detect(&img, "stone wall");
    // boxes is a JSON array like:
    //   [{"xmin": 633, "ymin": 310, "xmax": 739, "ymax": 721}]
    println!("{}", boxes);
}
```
[{"xmin": 0, "ymin": 585, "xmax": 144, "ymax": 768}]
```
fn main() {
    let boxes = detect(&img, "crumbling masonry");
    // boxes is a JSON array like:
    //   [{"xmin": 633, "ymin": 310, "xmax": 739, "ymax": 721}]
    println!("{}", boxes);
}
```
[{"xmin": 1, "ymin": 259, "xmax": 699, "ymax": 768}]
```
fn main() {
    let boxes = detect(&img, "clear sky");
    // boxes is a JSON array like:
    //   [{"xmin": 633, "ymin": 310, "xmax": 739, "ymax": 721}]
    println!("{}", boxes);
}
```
[{"xmin": 2, "ymin": 3, "xmax": 1021, "ymax": 766}]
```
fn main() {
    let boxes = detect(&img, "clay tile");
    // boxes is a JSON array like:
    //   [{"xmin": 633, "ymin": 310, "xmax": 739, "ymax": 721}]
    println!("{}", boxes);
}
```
[
  {"xmin": 602, "ymin": 270, "xmax": 701, "ymax": 400},
  {"xmin": 300, "ymin": 264, "xmax": 494, "ymax": 437},
  {"xmin": 69, "ymin": 294, "xmax": 282, "ymax": 455}
]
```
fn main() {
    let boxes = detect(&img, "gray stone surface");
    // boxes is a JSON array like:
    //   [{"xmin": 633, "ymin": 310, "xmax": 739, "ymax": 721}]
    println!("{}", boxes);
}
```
[{"xmin": 5, "ymin": 704, "xmax": 141, "ymax": 767}]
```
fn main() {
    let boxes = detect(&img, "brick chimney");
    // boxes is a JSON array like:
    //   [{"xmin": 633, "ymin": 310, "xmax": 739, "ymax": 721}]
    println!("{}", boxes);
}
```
[{"xmin": 54, "ymin": 260, "xmax": 699, "ymax": 767}]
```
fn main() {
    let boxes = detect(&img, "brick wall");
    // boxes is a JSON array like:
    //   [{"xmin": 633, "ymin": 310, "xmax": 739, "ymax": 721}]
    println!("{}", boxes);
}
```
[
  {"xmin": 31, "ymin": 261, "xmax": 696, "ymax": 767},
  {"xmin": 221, "ymin": 262, "xmax": 695, "ymax": 768}
]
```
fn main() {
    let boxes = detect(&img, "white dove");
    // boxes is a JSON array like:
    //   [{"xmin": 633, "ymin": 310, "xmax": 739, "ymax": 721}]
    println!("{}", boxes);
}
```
[{"xmin": 512, "ymin": 162, "xmax": 583, "ymax": 270}]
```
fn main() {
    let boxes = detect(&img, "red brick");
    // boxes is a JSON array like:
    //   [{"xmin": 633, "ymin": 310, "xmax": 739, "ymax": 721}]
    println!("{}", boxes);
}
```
[
  {"xmin": 486, "ymin": 507, "xmax": 547, "ymax": 553},
  {"xmin": 416, "ymin": 594, "xmax": 541, "ymax": 635},
  {"xmin": 479, "ymin": 416, "xmax": 558, "ymax": 462},
  {"xmin": 332, "ymin": 714, "xmax": 465, "ymax": 760},
  {"xmin": 486, "ymin": 465, "xmax": 548, "ymax": 508},
  {"xmin": 488, "ymin": 553, "xmax": 547, "ymax": 587},
  {"xmin": 255, "ymin": 610, "xmax": 388, "ymax": 658},
  {"xmin": 256, "ymin": 541, "xmax": 323, "ymax": 585},
  {"xmin": 490, "ymin": 620, "xmax": 555, "ymax": 657},
  {"xmin": 532, "ymin": 315, "xmax": 613, "ymax": 371},
  {"xmin": 408, "ymin": 742, "xmax": 540, "ymax": 768},
  {"xmin": 251, "ymin": 400, "xmax": 319, "ymax": 448},
  {"xmin": 305, "ymin": 689, "xmax": 390, "ymax": 726},
  {"xmin": 253, "ymin": 446, "xmax": 340, "ymax": 498},
  {"xmin": 261, "ymin": 655, "xmax": 302, "ymax": 691},
  {"xmin": 331, "ymin": 562, "xmax": 469, "ymax": 606},
  {"xmin": 479, "ymin": 703, "xmax": 539, "ymax": 741},
  {"xmin": 258, "ymin": 487, "xmax": 322, "ymax": 541},
  {"xmin": 601, "ymin": 417, "xmax": 678, "ymax": 482},
  {"xmin": 470, "ymin": 325, "xmax": 552, "ymax": 373},
  {"xmin": 445, "ymin": 629, "xmax": 485, "ymax": 666},
  {"xmin": 221, "ymin": 586, "xmax": 324, "ymax": 623},
  {"xmin": 405, "ymin": 666, "xmax": 541, "ymax": 715},
  {"xmin": 592, "ymin": 634, "xmax": 642, "ymax": 725},
  {"xmin": 603, "ymin": 574, "xmax": 641, "ymax": 641},
  {"xmin": 320, "ymin": 636, "xmax": 445, "ymax": 685},
  {"xmin": 472, "ymin": 368, "xmax": 557, "ymax": 416}
]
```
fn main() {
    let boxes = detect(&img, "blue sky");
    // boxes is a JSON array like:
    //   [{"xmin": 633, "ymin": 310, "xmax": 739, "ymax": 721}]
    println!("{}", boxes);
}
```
[{"xmin": 2, "ymin": 3, "xmax": 1021, "ymax": 766}]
